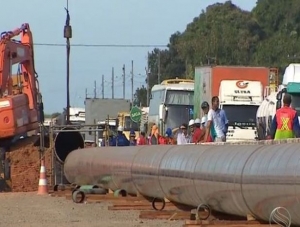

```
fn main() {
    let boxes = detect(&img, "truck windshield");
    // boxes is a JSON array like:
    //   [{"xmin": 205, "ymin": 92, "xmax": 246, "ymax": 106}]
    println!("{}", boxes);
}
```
[
  {"xmin": 222, "ymin": 105, "xmax": 258, "ymax": 127},
  {"xmin": 165, "ymin": 105, "xmax": 193, "ymax": 130},
  {"xmin": 291, "ymin": 94, "xmax": 300, "ymax": 115},
  {"xmin": 124, "ymin": 116, "xmax": 140, "ymax": 131},
  {"xmin": 165, "ymin": 90, "xmax": 194, "ymax": 105}
]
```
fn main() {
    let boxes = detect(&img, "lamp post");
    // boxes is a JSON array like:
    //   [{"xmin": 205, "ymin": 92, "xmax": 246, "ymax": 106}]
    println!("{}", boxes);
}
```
[{"xmin": 64, "ymin": 1, "xmax": 72, "ymax": 124}]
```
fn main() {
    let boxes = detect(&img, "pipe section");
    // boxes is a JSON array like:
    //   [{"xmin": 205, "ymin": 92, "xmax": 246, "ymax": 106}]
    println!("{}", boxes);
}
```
[
  {"xmin": 64, "ymin": 143, "xmax": 300, "ymax": 225},
  {"xmin": 54, "ymin": 127, "xmax": 84, "ymax": 163}
]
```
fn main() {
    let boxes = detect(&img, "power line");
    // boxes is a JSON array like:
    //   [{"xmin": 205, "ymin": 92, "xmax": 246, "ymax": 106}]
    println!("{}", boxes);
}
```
[{"xmin": 33, "ymin": 43, "xmax": 167, "ymax": 48}]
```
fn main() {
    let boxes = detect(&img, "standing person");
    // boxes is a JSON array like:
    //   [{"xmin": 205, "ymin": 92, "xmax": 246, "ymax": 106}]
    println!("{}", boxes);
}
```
[
  {"xmin": 149, "ymin": 124, "xmax": 159, "ymax": 145},
  {"xmin": 112, "ymin": 126, "xmax": 130, "ymax": 146},
  {"xmin": 201, "ymin": 101, "xmax": 214, "ymax": 142},
  {"xmin": 177, "ymin": 123, "xmax": 190, "ymax": 145},
  {"xmin": 129, "ymin": 130, "xmax": 137, "ymax": 146},
  {"xmin": 269, "ymin": 94, "xmax": 300, "ymax": 139},
  {"xmin": 159, "ymin": 128, "xmax": 175, "ymax": 145},
  {"xmin": 188, "ymin": 119, "xmax": 195, "ymax": 143},
  {"xmin": 200, "ymin": 101, "xmax": 210, "ymax": 128},
  {"xmin": 204, "ymin": 96, "xmax": 228, "ymax": 142},
  {"xmin": 137, "ymin": 131, "xmax": 147, "ymax": 145},
  {"xmin": 193, "ymin": 118, "xmax": 204, "ymax": 144}
]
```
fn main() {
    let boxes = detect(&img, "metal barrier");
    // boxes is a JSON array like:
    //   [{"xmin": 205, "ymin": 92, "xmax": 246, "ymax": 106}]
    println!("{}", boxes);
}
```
[{"xmin": 48, "ymin": 122, "xmax": 103, "ymax": 188}]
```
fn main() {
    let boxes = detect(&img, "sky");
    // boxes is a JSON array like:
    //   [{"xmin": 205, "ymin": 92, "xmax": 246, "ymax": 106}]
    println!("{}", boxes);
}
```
[{"xmin": 3, "ymin": 0, "xmax": 257, "ymax": 114}]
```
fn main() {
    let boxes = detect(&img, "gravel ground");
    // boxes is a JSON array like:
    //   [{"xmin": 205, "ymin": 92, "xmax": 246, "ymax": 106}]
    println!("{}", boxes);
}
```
[{"xmin": 0, "ymin": 192, "xmax": 184, "ymax": 227}]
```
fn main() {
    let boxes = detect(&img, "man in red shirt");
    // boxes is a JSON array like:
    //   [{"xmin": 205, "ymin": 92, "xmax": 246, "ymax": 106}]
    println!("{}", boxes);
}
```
[
  {"xmin": 193, "ymin": 118, "xmax": 204, "ymax": 144},
  {"xmin": 137, "ymin": 132, "xmax": 147, "ymax": 145}
]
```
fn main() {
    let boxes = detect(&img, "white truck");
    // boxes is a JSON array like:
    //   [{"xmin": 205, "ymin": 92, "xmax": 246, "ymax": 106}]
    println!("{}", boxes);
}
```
[
  {"xmin": 148, "ymin": 78, "xmax": 194, "ymax": 135},
  {"xmin": 256, "ymin": 63, "xmax": 300, "ymax": 140},
  {"xmin": 219, "ymin": 80, "xmax": 264, "ymax": 141}
]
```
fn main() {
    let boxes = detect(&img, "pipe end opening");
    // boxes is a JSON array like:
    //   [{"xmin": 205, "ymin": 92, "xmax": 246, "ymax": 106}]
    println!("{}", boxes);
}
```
[{"xmin": 54, "ymin": 127, "xmax": 84, "ymax": 163}]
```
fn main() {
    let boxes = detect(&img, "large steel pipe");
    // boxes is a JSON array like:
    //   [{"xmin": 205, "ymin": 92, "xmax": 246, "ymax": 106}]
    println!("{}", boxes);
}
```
[
  {"xmin": 54, "ymin": 127, "xmax": 85, "ymax": 163},
  {"xmin": 64, "ymin": 143, "xmax": 300, "ymax": 225}
]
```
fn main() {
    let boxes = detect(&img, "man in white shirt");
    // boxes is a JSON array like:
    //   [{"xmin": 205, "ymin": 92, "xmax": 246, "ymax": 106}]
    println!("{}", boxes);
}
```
[
  {"xmin": 204, "ymin": 96, "xmax": 228, "ymax": 142},
  {"xmin": 177, "ymin": 123, "xmax": 190, "ymax": 145}
]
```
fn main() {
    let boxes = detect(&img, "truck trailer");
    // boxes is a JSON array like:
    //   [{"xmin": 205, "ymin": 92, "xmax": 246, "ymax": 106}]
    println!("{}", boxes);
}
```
[{"xmin": 194, "ymin": 66, "xmax": 275, "ymax": 141}]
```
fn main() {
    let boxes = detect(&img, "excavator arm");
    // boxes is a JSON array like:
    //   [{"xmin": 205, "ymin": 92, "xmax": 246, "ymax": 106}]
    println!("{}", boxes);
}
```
[{"xmin": 0, "ymin": 23, "xmax": 39, "ymax": 110}]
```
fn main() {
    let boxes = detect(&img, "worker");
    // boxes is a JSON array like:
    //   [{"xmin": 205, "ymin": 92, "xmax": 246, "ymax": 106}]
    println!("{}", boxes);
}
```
[
  {"xmin": 177, "ymin": 123, "xmax": 190, "ymax": 144},
  {"xmin": 112, "ymin": 126, "xmax": 130, "ymax": 146},
  {"xmin": 101, "ymin": 131, "xmax": 114, "ymax": 146},
  {"xmin": 193, "ymin": 118, "xmax": 204, "ymax": 144},
  {"xmin": 137, "ymin": 132, "xmax": 147, "ymax": 145},
  {"xmin": 159, "ymin": 128, "xmax": 175, "ymax": 145},
  {"xmin": 269, "ymin": 94, "xmax": 300, "ymax": 139},
  {"xmin": 188, "ymin": 119, "xmax": 195, "ymax": 142},
  {"xmin": 149, "ymin": 124, "xmax": 159, "ymax": 145},
  {"xmin": 129, "ymin": 130, "xmax": 137, "ymax": 146},
  {"xmin": 204, "ymin": 96, "xmax": 228, "ymax": 142},
  {"xmin": 200, "ymin": 101, "xmax": 210, "ymax": 128},
  {"xmin": 200, "ymin": 101, "xmax": 214, "ymax": 142}
]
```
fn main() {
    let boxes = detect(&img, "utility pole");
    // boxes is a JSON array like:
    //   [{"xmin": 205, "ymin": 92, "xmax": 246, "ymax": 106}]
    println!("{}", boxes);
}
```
[
  {"xmin": 85, "ymin": 88, "xmax": 87, "ymax": 99},
  {"xmin": 146, "ymin": 52, "xmax": 150, "ymax": 106},
  {"xmin": 122, "ymin": 64, "xmax": 125, "ymax": 99},
  {"xmin": 131, "ymin": 60, "xmax": 134, "ymax": 103},
  {"xmin": 64, "ymin": 0, "xmax": 72, "ymax": 124},
  {"xmin": 158, "ymin": 50, "xmax": 161, "ymax": 84},
  {"xmin": 101, "ymin": 74, "xmax": 104, "ymax": 99},
  {"xmin": 93, "ymin": 80, "xmax": 97, "ymax": 98},
  {"xmin": 112, "ymin": 67, "xmax": 114, "ymax": 99}
]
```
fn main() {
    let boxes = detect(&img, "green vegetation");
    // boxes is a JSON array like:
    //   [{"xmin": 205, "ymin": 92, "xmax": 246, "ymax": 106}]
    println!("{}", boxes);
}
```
[{"xmin": 134, "ymin": 0, "xmax": 300, "ymax": 106}]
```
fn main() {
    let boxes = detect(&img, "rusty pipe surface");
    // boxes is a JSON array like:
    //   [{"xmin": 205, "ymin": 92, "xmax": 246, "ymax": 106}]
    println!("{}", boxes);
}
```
[{"xmin": 64, "ymin": 143, "xmax": 300, "ymax": 225}]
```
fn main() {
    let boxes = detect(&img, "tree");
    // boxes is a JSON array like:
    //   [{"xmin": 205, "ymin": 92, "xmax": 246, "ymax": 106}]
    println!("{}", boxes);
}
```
[
  {"xmin": 134, "ymin": 0, "xmax": 300, "ymax": 104},
  {"xmin": 134, "ymin": 85, "xmax": 147, "ymax": 107}
]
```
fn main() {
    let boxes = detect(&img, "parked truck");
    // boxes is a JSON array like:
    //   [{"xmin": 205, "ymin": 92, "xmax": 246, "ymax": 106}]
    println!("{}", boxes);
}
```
[
  {"xmin": 194, "ymin": 66, "xmax": 275, "ymax": 141},
  {"xmin": 118, "ymin": 111, "xmax": 140, "ymax": 139},
  {"xmin": 256, "ymin": 63, "xmax": 300, "ymax": 140},
  {"xmin": 117, "ymin": 109, "xmax": 149, "ymax": 139},
  {"xmin": 148, "ymin": 78, "xmax": 194, "ymax": 135}
]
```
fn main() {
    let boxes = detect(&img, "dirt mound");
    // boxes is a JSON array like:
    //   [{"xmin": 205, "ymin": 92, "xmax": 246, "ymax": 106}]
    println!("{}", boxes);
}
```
[{"xmin": 7, "ymin": 137, "xmax": 52, "ymax": 192}]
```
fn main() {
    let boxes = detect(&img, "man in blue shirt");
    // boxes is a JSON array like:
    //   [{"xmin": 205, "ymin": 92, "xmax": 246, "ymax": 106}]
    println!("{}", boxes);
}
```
[{"xmin": 112, "ymin": 126, "xmax": 130, "ymax": 146}]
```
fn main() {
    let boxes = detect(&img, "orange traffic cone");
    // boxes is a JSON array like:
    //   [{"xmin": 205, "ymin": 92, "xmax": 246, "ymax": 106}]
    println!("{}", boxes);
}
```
[{"xmin": 37, "ymin": 158, "xmax": 48, "ymax": 195}]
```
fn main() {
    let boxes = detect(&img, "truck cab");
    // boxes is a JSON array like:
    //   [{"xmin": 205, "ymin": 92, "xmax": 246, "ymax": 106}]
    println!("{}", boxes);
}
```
[
  {"xmin": 118, "ymin": 112, "xmax": 140, "ymax": 139},
  {"xmin": 219, "ymin": 80, "xmax": 263, "ymax": 141}
]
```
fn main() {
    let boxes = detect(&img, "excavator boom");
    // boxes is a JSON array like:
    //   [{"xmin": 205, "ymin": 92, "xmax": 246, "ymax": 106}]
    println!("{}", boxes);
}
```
[{"xmin": 0, "ymin": 23, "xmax": 43, "ymax": 142}]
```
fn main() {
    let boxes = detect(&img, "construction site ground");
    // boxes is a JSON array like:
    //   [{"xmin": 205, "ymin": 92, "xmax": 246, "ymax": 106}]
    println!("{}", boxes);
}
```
[{"xmin": 0, "ymin": 192, "xmax": 183, "ymax": 227}]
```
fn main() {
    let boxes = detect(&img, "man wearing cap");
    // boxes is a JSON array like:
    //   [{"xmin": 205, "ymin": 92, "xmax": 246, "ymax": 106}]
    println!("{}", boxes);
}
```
[
  {"xmin": 177, "ymin": 123, "xmax": 190, "ymax": 145},
  {"xmin": 112, "ymin": 126, "xmax": 130, "ymax": 146},
  {"xmin": 129, "ymin": 129, "xmax": 137, "ymax": 146},
  {"xmin": 200, "ymin": 101, "xmax": 214, "ymax": 142},
  {"xmin": 193, "ymin": 118, "xmax": 205, "ymax": 143},
  {"xmin": 200, "ymin": 101, "xmax": 210, "ymax": 127},
  {"xmin": 269, "ymin": 93, "xmax": 300, "ymax": 140},
  {"xmin": 188, "ymin": 119, "xmax": 195, "ymax": 142}
]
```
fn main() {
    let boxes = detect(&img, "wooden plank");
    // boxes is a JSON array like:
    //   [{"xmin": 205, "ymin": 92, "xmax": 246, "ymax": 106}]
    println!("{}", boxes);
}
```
[
  {"xmin": 183, "ymin": 220, "xmax": 270, "ymax": 227},
  {"xmin": 139, "ymin": 210, "xmax": 191, "ymax": 220}
]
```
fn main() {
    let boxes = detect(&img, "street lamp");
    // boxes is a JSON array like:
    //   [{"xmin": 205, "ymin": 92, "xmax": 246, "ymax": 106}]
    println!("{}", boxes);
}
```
[{"xmin": 64, "ymin": 1, "xmax": 72, "ymax": 124}]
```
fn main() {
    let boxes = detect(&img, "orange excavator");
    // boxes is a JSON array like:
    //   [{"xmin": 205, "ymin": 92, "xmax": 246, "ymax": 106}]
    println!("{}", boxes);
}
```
[{"xmin": 0, "ymin": 23, "xmax": 44, "ymax": 153}]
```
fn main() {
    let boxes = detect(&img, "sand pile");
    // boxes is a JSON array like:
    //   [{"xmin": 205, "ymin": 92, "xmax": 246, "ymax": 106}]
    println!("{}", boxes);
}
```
[{"xmin": 7, "ymin": 136, "xmax": 52, "ymax": 192}]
